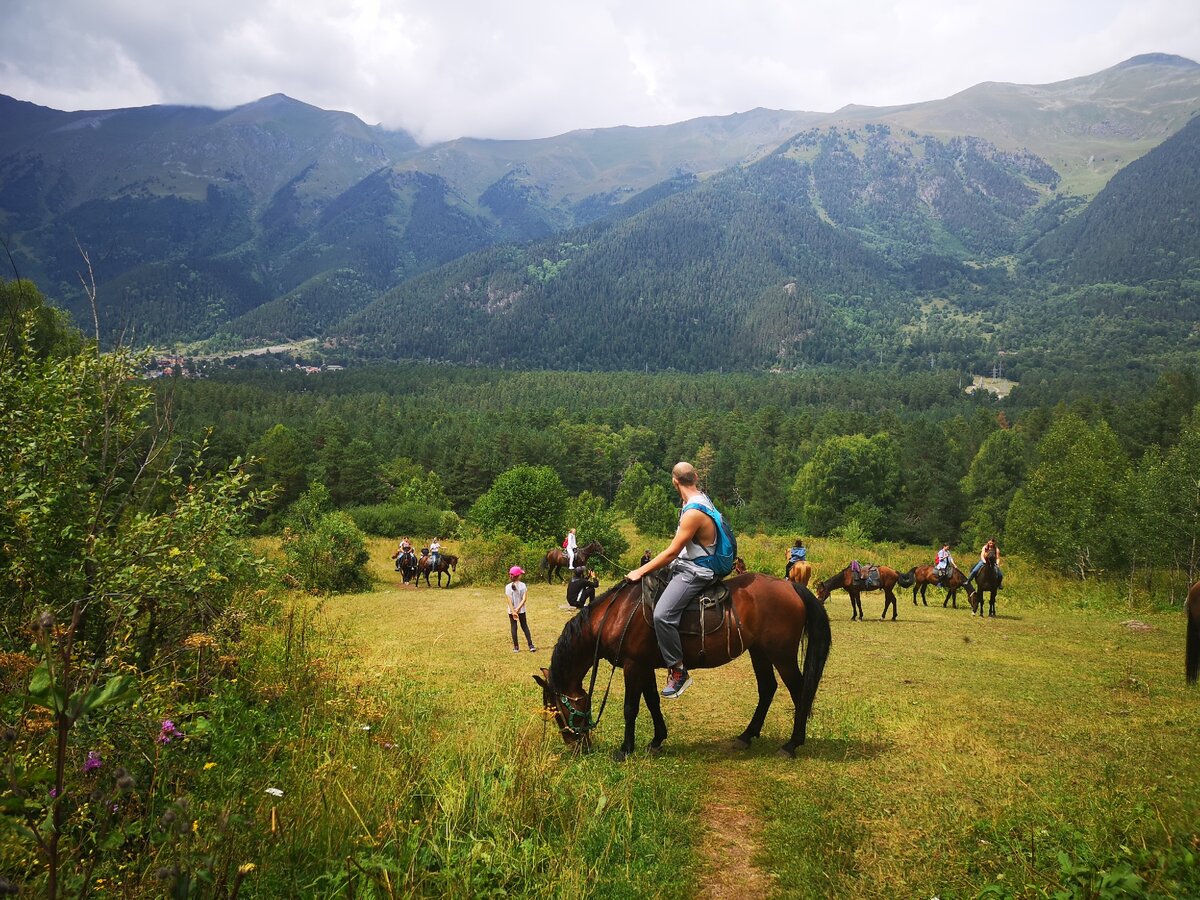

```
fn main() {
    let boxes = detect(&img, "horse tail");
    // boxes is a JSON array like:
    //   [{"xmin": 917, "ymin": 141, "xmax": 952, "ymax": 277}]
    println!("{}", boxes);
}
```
[
  {"xmin": 1187, "ymin": 588, "xmax": 1200, "ymax": 685},
  {"xmin": 898, "ymin": 567, "xmax": 916, "ymax": 588},
  {"xmin": 794, "ymin": 583, "xmax": 832, "ymax": 732}
]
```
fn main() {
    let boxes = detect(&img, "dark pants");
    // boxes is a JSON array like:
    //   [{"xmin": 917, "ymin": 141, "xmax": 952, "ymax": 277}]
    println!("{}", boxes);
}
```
[
  {"xmin": 510, "ymin": 613, "xmax": 534, "ymax": 649},
  {"xmin": 567, "ymin": 583, "xmax": 596, "ymax": 608}
]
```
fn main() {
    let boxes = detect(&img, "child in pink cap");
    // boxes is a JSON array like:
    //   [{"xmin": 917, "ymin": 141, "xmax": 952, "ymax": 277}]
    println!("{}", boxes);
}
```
[{"xmin": 505, "ymin": 566, "xmax": 536, "ymax": 652}]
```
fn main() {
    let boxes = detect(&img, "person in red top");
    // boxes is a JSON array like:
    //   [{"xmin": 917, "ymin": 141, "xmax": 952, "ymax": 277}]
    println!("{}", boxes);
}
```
[{"xmin": 968, "ymin": 538, "xmax": 1003, "ymax": 587}]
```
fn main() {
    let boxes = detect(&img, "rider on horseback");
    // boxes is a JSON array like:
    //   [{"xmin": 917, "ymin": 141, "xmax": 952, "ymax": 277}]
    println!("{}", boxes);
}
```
[
  {"xmin": 627, "ymin": 461, "xmax": 723, "ymax": 700},
  {"xmin": 935, "ymin": 543, "xmax": 954, "ymax": 586},
  {"xmin": 428, "ymin": 537, "xmax": 442, "ymax": 570},
  {"xmin": 564, "ymin": 528, "xmax": 577, "ymax": 569},
  {"xmin": 968, "ymin": 538, "xmax": 1003, "ymax": 588},
  {"xmin": 785, "ymin": 539, "xmax": 807, "ymax": 578}
]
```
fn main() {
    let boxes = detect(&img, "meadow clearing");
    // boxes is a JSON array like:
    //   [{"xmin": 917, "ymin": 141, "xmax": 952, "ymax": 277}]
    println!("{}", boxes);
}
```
[{"xmin": 307, "ymin": 538, "xmax": 1200, "ymax": 899}]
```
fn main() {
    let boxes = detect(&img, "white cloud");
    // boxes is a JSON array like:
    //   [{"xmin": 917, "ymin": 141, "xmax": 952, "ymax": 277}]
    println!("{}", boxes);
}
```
[{"xmin": 1, "ymin": 0, "xmax": 1196, "ymax": 142}]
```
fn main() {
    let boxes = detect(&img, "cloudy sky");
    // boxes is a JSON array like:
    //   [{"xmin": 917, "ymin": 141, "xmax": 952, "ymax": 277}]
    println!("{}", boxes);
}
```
[{"xmin": 2, "ymin": 0, "xmax": 1197, "ymax": 144}]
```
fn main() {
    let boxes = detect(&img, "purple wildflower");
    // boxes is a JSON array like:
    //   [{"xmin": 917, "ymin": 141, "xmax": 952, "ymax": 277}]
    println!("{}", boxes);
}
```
[
  {"xmin": 49, "ymin": 788, "xmax": 58, "ymax": 799},
  {"xmin": 83, "ymin": 750, "xmax": 103, "ymax": 774},
  {"xmin": 157, "ymin": 719, "xmax": 184, "ymax": 744}
]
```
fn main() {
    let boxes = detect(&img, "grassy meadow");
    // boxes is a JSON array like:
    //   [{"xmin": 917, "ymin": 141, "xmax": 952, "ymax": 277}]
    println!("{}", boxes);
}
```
[{"xmin": 294, "ymin": 534, "xmax": 1200, "ymax": 899}]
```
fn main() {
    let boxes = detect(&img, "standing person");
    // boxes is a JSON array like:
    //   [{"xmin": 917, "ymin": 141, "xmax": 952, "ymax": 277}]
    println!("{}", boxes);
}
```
[
  {"xmin": 564, "ymin": 528, "xmax": 578, "ymax": 569},
  {"xmin": 428, "ymin": 536, "xmax": 442, "ymax": 570},
  {"xmin": 968, "ymin": 538, "xmax": 1003, "ymax": 587},
  {"xmin": 626, "ymin": 461, "xmax": 727, "ymax": 699},
  {"xmin": 566, "ymin": 566, "xmax": 599, "ymax": 609},
  {"xmin": 506, "ymin": 566, "xmax": 536, "ymax": 652},
  {"xmin": 785, "ymin": 539, "xmax": 807, "ymax": 577}
]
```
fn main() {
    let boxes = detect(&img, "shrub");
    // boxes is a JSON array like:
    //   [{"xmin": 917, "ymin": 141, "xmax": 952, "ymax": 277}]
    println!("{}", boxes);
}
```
[
  {"xmin": 346, "ymin": 501, "xmax": 448, "ymax": 537},
  {"xmin": 468, "ymin": 465, "xmax": 567, "ymax": 543},
  {"xmin": 565, "ymin": 492, "xmax": 629, "ymax": 573},
  {"xmin": 281, "ymin": 510, "xmax": 371, "ymax": 593},
  {"xmin": 456, "ymin": 531, "xmax": 546, "ymax": 586}
]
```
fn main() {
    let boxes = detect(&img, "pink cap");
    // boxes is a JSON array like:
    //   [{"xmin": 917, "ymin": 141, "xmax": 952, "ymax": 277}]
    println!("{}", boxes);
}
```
[{"xmin": 509, "ymin": 566, "xmax": 525, "ymax": 577}]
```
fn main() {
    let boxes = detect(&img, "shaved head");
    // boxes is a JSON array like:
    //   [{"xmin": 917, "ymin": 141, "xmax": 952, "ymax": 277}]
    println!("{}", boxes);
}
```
[{"xmin": 671, "ymin": 461, "xmax": 698, "ymax": 486}]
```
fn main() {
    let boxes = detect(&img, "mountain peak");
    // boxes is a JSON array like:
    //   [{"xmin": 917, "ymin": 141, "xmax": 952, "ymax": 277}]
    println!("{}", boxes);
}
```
[{"xmin": 1114, "ymin": 52, "xmax": 1200, "ymax": 70}]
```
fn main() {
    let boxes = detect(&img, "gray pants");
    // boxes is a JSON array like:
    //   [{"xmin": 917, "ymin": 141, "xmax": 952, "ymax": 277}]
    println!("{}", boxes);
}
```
[{"xmin": 653, "ymin": 559, "xmax": 715, "ymax": 669}]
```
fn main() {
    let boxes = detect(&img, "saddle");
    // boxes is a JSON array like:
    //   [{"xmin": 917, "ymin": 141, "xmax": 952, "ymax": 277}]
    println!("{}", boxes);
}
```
[
  {"xmin": 852, "ymin": 565, "xmax": 881, "ymax": 590},
  {"xmin": 639, "ymin": 570, "xmax": 742, "ymax": 660}
]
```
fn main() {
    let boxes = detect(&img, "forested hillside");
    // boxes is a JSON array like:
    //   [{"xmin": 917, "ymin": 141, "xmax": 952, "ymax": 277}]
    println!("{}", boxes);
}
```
[{"xmin": 1, "ymin": 54, "xmax": 1198, "ymax": 355}]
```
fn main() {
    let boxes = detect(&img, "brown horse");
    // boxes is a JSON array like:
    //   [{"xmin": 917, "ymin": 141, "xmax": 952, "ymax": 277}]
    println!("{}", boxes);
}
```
[
  {"xmin": 733, "ymin": 557, "xmax": 748, "ymax": 575},
  {"xmin": 967, "ymin": 549, "xmax": 1001, "ymax": 617},
  {"xmin": 542, "ymin": 541, "xmax": 604, "ymax": 583},
  {"xmin": 415, "ymin": 553, "xmax": 457, "ymax": 587},
  {"xmin": 1186, "ymin": 580, "xmax": 1199, "ymax": 685},
  {"xmin": 815, "ymin": 565, "xmax": 910, "ymax": 621},
  {"xmin": 534, "ymin": 574, "xmax": 831, "ymax": 760},
  {"xmin": 904, "ymin": 564, "xmax": 971, "ymax": 608},
  {"xmin": 787, "ymin": 560, "xmax": 813, "ymax": 588}
]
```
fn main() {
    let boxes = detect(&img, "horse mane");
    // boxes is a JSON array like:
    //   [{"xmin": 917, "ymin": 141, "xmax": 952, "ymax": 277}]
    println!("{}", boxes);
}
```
[{"xmin": 547, "ymin": 579, "xmax": 627, "ymax": 692}]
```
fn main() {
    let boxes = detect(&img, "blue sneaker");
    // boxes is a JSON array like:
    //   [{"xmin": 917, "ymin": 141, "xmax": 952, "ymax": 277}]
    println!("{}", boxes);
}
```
[{"xmin": 661, "ymin": 668, "xmax": 692, "ymax": 699}]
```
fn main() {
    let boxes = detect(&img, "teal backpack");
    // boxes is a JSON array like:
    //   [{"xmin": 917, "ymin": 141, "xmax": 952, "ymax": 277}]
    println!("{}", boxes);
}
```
[{"xmin": 681, "ymin": 500, "xmax": 738, "ymax": 578}]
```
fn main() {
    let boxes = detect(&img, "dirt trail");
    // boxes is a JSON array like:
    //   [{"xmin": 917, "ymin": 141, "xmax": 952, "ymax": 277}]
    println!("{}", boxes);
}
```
[{"xmin": 697, "ymin": 782, "xmax": 773, "ymax": 899}]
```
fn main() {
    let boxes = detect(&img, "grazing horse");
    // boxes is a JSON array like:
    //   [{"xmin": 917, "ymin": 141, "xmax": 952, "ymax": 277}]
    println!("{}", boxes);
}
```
[
  {"xmin": 787, "ymin": 560, "xmax": 813, "ymax": 588},
  {"xmin": 542, "ymin": 541, "xmax": 604, "ymax": 583},
  {"xmin": 534, "ymin": 574, "xmax": 831, "ymax": 760},
  {"xmin": 967, "ymin": 549, "xmax": 1000, "ymax": 617},
  {"xmin": 904, "ymin": 564, "xmax": 971, "ymax": 608},
  {"xmin": 415, "ymin": 553, "xmax": 457, "ymax": 587},
  {"xmin": 1186, "ymin": 580, "xmax": 1199, "ymax": 685},
  {"xmin": 815, "ymin": 565, "xmax": 910, "ymax": 621}
]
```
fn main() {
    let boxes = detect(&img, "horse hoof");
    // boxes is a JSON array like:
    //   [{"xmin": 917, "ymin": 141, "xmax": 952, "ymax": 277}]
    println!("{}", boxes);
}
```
[
  {"xmin": 776, "ymin": 746, "xmax": 796, "ymax": 760},
  {"xmin": 732, "ymin": 737, "xmax": 752, "ymax": 750},
  {"xmin": 611, "ymin": 748, "xmax": 632, "ymax": 763},
  {"xmin": 646, "ymin": 742, "xmax": 665, "ymax": 756}
]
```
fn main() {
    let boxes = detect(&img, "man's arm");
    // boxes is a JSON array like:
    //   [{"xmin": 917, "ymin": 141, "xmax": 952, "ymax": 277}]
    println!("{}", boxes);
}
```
[{"xmin": 626, "ymin": 508, "xmax": 707, "ymax": 581}]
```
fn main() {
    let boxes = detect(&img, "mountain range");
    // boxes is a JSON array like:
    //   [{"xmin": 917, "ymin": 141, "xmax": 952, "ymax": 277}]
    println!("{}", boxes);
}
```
[{"xmin": 0, "ymin": 53, "xmax": 1198, "ymax": 376}]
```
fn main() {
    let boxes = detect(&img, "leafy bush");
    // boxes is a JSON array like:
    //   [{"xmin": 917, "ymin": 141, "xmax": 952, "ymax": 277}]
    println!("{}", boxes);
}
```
[
  {"xmin": 633, "ymin": 485, "xmax": 678, "ymax": 539},
  {"xmin": 468, "ymin": 465, "xmax": 567, "ymax": 543},
  {"xmin": 280, "ymin": 490, "xmax": 371, "ymax": 593},
  {"xmin": 565, "ymin": 492, "xmax": 629, "ymax": 573},
  {"xmin": 346, "ymin": 501, "xmax": 449, "ymax": 537},
  {"xmin": 456, "ymin": 530, "xmax": 547, "ymax": 586}
]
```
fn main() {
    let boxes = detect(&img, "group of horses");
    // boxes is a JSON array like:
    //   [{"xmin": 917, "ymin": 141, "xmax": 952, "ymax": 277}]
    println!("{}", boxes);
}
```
[
  {"xmin": 393, "ymin": 549, "xmax": 458, "ymax": 587},
  {"xmin": 786, "ymin": 552, "xmax": 1001, "ymax": 621}
]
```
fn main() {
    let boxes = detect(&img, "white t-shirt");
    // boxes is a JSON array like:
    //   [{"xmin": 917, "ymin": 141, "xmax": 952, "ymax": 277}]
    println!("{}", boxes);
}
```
[{"xmin": 505, "ymin": 581, "xmax": 528, "ymax": 614}]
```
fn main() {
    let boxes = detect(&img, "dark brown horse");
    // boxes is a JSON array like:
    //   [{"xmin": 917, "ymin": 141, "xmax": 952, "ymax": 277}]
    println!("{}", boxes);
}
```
[
  {"xmin": 542, "ymin": 541, "xmax": 604, "ymax": 583},
  {"xmin": 904, "ymin": 564, "xmax": 971, "ymax": 608},
  {"xmin": 392, "ymin": 548, "xmax": 419, "ymax": 584},
  {"xmin": 1186, "ymin": 580, "xmax": 1199, "ymax": 685},
  {"xmin": 415, "ymin": 553, "xmax": 457, "ymax": 587},
  {"xmin": 815, "ymin": 565, "xmax": 910, "ymax": 621},
  {"xmin": 534, "ymin": 574, "xmax": 831, "ymax": 760},
  {"xmin": 967, "ymin": 548, "xmax": 1001, "ymax": 617}
]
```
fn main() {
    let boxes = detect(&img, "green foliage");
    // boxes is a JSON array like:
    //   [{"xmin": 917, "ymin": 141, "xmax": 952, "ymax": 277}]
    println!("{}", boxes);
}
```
[
  {"xmin": 633, "ymin": 485, "xmax": 679, "ymax": 539},
  {"xmin": 455, "ymin": 530, "xmax": 546, "ymax": 586},
  {"xmin": 345, "ymin": 501, "xmax": 454, "ymax": 538},
  {"xmin": 468, "ymin": 465, "xmax": 567, "ymax": 543},
  {"xmin": 960, "ymin": 427, "xmax": 1029, "ymax": 546},
  {"xmin": 1006, "ymin": 415, "xmax": 1128, "ymax": 576},
  {"xmin": 613, "ymin": 461, "xmax": 655, "ymax": 514},
  {"xmin": 565, "ymin": 492, "xmax": 629, "ymax": 573},
  {"xmin": 792, "ymin": 433, "xmax": 899, "ymax": 536},
  {"xmin": 280, "ymin": 490, "xmax": 371, "ymax": 593}
]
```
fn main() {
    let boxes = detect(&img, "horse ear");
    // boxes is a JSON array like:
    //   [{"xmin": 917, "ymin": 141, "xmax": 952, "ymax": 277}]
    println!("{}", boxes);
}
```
[{"xmin": 533, "ymin": 671, "xmax": 548, "ymax": 689}]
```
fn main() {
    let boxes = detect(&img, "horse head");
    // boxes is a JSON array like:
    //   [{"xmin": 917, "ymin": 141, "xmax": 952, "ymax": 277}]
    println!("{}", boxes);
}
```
[{"xmin": 534, "ymin": 667, "xmax": 593, "ymax": 751}]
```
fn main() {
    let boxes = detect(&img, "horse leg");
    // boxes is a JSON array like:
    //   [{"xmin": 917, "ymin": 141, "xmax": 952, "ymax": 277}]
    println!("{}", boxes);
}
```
[
  {"xmin": 851, "ymin": 590, "xmax": 861, "ymax": 620},
  {"xmin": 989, "ymin": 590, "xmax": 997, "ymax": 617},
  {"xmin": 641, "ymin": 672, "xmax": 668, "ymax": 753},
  {"xmin": 734, "ymin": 647, "xmax": 777, "ymax": 749},
  {"xmin": 774, "ymin": 654, "xmax": 807, "ymax": 758},
  {"xmin": 920, "ymin": 584, "xmax": 927, "ymax": 606},
  {"xmin": 883, "ymin": 588, "xmax": 897, "ymax": 621}
]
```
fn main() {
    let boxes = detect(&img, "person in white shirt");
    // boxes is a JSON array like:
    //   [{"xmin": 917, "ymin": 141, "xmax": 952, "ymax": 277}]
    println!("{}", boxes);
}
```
[
  {"xmin": 505, "ymin": 566, "xmax": 536, "ymax": 652},
  {"xmin": 565, "ymin": 528, "xmax": 578, "ymax": 569}
]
